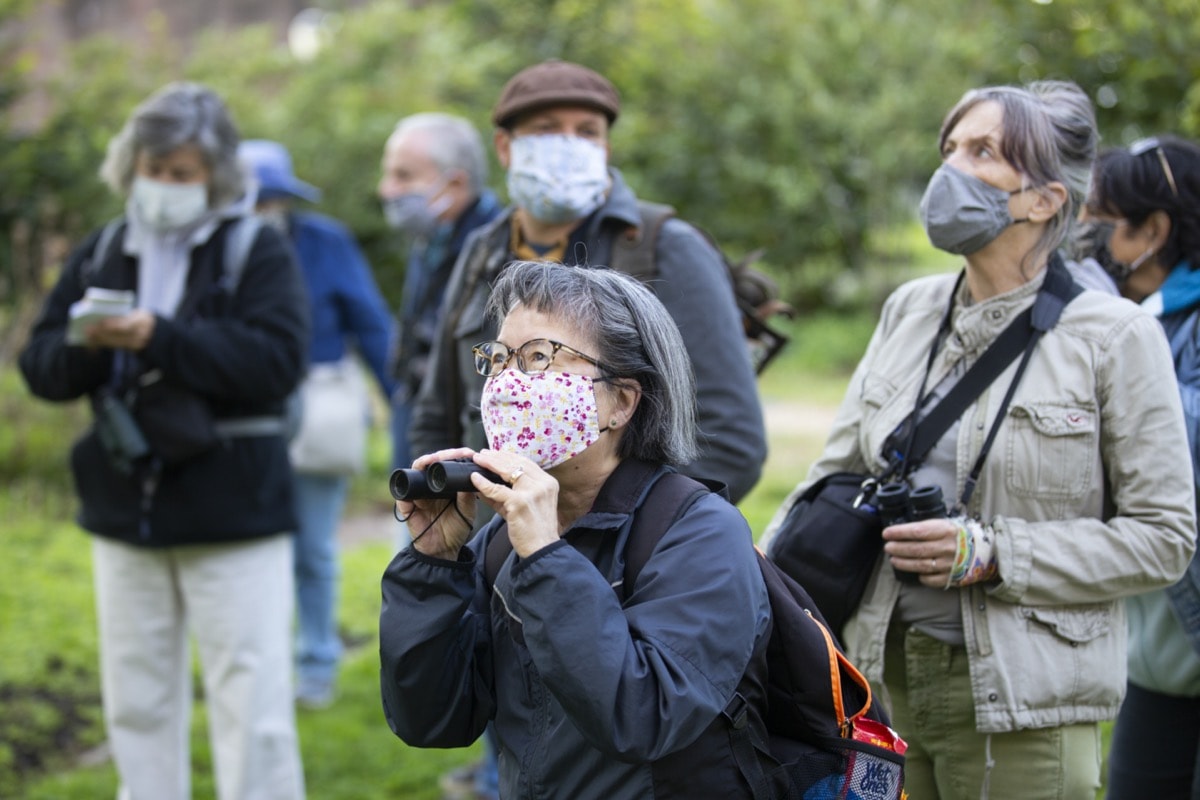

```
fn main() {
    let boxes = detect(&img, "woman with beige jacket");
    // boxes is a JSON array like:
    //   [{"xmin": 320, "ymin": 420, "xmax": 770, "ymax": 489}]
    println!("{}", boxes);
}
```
[{"xmin": 764, "ymin": 81, "xmax": 1196, "ymax": 800}]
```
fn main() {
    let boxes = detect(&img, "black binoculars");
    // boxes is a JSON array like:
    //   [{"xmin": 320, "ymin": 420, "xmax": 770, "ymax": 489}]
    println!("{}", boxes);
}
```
[
  {"xmin": 389, "ymin": 459, "xmax": 505, "ymax": 501},
  {"xmin": 94, "ymin": 391, "xmax": 151, "ymax": 474},
  {"xmin": 874, "ymin": 483, "xmax": 947, "ymax": 584}
]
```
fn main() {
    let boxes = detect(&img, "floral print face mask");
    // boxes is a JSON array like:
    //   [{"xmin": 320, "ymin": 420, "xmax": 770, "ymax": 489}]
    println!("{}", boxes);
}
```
[{"xmin": 481, "ymin": 370, "xmax": 601, "ymax": 469}]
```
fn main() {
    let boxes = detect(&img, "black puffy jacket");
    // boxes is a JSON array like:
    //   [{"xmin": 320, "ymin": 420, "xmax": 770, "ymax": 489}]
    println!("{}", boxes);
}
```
[{"xmin": 19, "ymin": 216, "xmax": 309, "ymax": 546}]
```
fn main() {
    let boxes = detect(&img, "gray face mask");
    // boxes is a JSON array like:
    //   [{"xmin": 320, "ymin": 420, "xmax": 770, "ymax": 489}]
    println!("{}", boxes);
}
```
[
  {"xmin": 919, "ymin": 163, "xmax": 1027, "ymax": 255},
  {"xmin": 383, "ymin": 193, "xmax": 438, "ymax": 238},
  {"xmin": 383, "ymin": 178, "xmax": 452, "ymax": 239}
]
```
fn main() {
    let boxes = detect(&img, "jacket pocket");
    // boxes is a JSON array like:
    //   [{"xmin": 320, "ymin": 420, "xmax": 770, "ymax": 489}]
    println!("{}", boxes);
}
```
[
  {"xmin": 1014, "ymin": 603, "xmax": 1122, "ymax": 711},
  {"xmin": 1005, "ymin": 401, "xmax": 1097, "ymax": 501},
  {"xmin": 1022, "ymin": 604, "xmax": 1112, "ymax": 643},
  {"xmin": 859, "ymin": 375, "xmax": 906, "ymax": 464}
]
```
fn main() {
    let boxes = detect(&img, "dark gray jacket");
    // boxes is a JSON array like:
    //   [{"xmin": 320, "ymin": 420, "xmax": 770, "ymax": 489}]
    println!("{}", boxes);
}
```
[
  {"xmin": 408, "ymin": 169, "xmax": 767, "ymax": 502},
  {"xmin": 379, "ymin": 459, "xmax": 772, "ymax": 799}
]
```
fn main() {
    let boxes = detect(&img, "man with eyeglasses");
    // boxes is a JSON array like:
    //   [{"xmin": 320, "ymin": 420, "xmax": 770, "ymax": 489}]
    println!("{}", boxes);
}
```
[{"xmin": 409, "ymin": 59, "xmax": 767, "ymax": 507}]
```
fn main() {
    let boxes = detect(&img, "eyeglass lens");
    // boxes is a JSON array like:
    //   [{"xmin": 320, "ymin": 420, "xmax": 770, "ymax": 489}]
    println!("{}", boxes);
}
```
[{"xmin": 474, "ymin": 339, "xmax": 560, "ymax": 376}]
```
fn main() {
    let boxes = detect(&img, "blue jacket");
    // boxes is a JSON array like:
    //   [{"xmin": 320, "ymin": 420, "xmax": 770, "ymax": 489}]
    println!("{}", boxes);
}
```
[
  {"xmin": 1160, "ymin": 265, "xmax": 1200, "ymax": 656},
  {"xmin": 393, "ymin": 190, "xmax": 502, "ymax": 398},
  {"xmin": 379, "ymin": 459, "xmax": 771, "ymax": 800},
  {"xmin": 288, "ymin": 210, "xmax": 395, "ymax": 397}
]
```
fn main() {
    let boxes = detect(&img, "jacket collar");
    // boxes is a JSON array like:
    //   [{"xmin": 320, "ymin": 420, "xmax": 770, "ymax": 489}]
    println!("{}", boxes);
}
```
[
  {"xmin": 1154, "ymin": 260, "xmax": 1200, "ymax": 317},
  {"xmin": 946, "ymin": 267, "xmax": 1044, "ymax": 357},
  {"xmin": 451, "ymin": 188, "xmax": 502, "ymax": 250},
  {"xmin": 575, "ymin": 167, "xmax": 641, "ymax": 238},
  {"xmin": 566, "ymin": 458, "xmax": 666, "ymax": 534}
]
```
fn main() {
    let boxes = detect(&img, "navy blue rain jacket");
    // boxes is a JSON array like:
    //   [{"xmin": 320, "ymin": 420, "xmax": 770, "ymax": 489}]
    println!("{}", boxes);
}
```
[{"xmin": 379, "ymin": 459, "xmax": 771, "ymax": 799}]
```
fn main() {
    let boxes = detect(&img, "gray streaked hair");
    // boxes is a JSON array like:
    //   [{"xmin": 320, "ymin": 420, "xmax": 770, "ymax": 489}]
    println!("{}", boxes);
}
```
[
  {"xmin": 99, "ymin": 82, "xmax": 244, "ymax": 206},
  {"xmin": 940, "ymin": 80, "xmax": 1097, "ymax": 272},
  {"xmin": 391, "ymin": 112, "xmax": 488, "ymax": 194},
  {"xmin": 486, "ymin": 261, "xmax": 699, "ymax": 467}
]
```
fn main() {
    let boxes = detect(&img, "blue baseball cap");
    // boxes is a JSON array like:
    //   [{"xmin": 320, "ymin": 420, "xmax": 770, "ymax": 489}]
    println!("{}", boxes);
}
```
[{"xmin": 239, "ymin": 139, "xmax": 321, "ymax": 203}]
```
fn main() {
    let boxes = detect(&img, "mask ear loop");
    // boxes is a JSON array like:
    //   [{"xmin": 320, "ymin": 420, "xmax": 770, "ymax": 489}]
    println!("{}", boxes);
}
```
[
  {"xmin": 1128, "ymin": 246, "xmax": 1157, "ymax": 273},
  {"xmin": 1007, "ymin": 178, "xmax": 1038, "ymax": 225},
  {"xmin": 426, "ymin": 171, "xmax": 457, "ymax": 218}
]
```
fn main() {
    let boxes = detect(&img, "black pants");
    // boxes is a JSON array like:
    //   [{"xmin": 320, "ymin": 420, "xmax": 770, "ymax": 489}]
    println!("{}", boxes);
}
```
[{"xmin": 1107, "ymin": 681, "xmax": 1200, "ymax": 800}]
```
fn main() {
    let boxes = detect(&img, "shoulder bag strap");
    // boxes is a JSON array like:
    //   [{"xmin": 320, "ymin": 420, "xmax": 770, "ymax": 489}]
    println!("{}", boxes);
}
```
[
  {"xmin": 954, "ymin": 253, "xmax": 1081, "ymax": 506},
  {"xmin": 440, "ymin": 215, "xmax": 513, "ymax": 448},
  {"xmin": 890, "ymin": 254, "xmax": 1081, "ymax": 484}
]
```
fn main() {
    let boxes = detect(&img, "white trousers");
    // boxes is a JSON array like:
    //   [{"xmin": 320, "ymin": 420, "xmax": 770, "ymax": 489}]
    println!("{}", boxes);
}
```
[{"xmin": 92, "ymin": 534, "xmax": 305, "ymax": 800}]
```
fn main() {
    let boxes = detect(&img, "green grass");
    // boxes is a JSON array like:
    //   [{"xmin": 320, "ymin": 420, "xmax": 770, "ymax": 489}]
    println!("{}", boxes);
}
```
[{"xmin": 5, "ymin": 492, "xmax": 475, "ymax": 799}]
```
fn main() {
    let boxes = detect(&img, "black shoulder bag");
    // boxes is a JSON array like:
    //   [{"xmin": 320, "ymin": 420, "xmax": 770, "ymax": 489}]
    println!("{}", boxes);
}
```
[{"xmin": 768, "ymin": 256, "xmax": 1081, "ymax": 635}]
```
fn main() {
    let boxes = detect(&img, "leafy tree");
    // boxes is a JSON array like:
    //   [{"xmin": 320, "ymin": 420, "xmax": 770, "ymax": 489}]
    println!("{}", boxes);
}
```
[
  {"xmin": 4, "ymin": 0, "xmax": 1200, "ymax": 342},
  {"xmin": 0, "ymin": 12, "xmax": 178, "ymax": 353},
  {"xmin": 996, "ymin": 0, "xmax": 1200, "ymax": 143}
]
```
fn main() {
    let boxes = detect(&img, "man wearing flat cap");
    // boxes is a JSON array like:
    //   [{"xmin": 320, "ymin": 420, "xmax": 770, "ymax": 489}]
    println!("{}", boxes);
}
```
[{"xmin": 410, "ymin": 59, "xmax": 767, "ymax": 504}]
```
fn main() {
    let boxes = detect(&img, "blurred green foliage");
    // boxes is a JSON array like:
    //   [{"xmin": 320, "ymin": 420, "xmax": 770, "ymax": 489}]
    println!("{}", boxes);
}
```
[{"xmin": 2, "ymin": 0, "xmax": 1199, "ymax": 350}]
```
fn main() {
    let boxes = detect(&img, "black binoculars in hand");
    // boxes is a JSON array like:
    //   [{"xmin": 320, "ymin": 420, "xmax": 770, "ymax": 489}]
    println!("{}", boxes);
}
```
[
  {"xmin": 389, "ymin": 459, "xmax": 505, "ymax": 501},
  {"xmin": 874, "ymin": 482, "xmax": 947, "ymax": 584}
]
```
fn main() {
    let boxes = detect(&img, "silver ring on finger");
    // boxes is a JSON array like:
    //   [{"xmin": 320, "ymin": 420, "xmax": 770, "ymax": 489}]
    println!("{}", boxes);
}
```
[{"xmin": 509, "ymin": 467, "xmax": 525, "ymax": 485}]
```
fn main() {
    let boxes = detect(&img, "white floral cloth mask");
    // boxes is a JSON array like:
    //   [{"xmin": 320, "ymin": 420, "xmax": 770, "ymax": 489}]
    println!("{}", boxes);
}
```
[
  {"xmin": 481, "ymin": 369, "xmax": 602, "ymax": 469},
  {"xmin": 505, "ymin": 134, "xmax": 610, "ymax": 224}
]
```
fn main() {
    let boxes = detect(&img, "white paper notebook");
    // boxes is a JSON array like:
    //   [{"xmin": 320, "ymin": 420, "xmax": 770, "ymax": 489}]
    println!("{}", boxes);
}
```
[{"xmin": 67, "ymin": 288, "xmax": 135, "ymax": 344}]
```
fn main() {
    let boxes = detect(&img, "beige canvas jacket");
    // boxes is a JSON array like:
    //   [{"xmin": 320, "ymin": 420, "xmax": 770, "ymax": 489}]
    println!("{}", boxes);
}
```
[{"xmin": 763, "ymin": 268, "xmax": 1196, "ymax": 733}]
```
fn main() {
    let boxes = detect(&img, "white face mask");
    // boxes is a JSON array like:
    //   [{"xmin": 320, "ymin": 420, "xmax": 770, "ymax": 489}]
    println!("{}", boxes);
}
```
[
  {"xmin": 506, "ymin": 134, "xmax": 609, "ymax": 224},
  {"xmin": 131, "ymin": 176, "xmax": 209, "ymax": 233},
  {"xmin": 481, "ymin": 369, "xmax": 602, "ymax": 469}
]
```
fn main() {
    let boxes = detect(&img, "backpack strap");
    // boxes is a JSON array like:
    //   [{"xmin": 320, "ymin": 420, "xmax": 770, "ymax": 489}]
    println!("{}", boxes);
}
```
[
  {"xmin": 620, "ymin": 471, "xmax": 709, "ymax": 596},
  {"xmin": 483, "ymin": 469, "xmax": 710, "ymax": 597},
  {"xmin": 80, "ymin": 218, "xmax": 126, "ymax": 290},
  {"xmin": 722, "ymin": 689, "xmax": 777, "ymax": 800},
  {"xmin": 79, "ymin": 216, "xmax": 262, "ymax": 296},
  {"xmin": 219, "ymin": 216, "xmax": 264, "ymax": 296},
  {"xmin": 610, "ymin": 201, "xmax": 676, "ymax": 284}
]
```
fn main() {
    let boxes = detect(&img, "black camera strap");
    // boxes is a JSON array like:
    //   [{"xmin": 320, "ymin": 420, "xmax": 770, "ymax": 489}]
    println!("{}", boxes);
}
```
[{"xmin": 886, "ymin": 253, "xmax": 1082, "ymax": 507}]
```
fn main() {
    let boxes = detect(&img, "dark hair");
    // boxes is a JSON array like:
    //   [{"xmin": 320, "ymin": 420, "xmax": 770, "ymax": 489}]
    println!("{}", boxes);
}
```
[
  {"xmin": 1087, "ymin": 135, "xmax": 1200, "ymax": 271},
  {"xmin": 485, "ymin": 261, "xmax": 698, "ymax": 466}
]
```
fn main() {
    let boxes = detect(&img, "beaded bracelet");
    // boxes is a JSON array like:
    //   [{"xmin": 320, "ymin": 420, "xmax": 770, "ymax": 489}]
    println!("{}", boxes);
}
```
[{"xmin": 947, "ymin": 517, "xmax": 998, "ymax": 588}]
